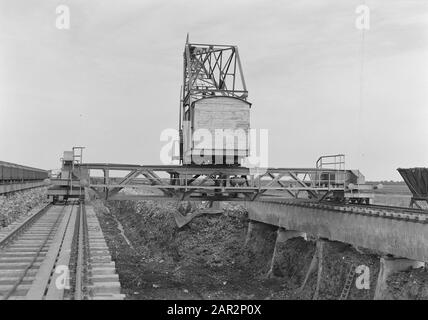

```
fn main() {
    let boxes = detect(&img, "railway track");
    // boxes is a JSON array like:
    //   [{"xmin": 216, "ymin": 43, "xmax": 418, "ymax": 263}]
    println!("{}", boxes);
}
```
[
  {"xmin": 262, "ymin": 199, "xmax": 428, "ymax": 224},
  {"xmin": 1, "ymin": 194, "xmax": 423, "ymax": 300},
  {"xmin": 0, "ymin": 202, "xmax": 124, "ymax": 300},
  {"xmin": 347, "ymin": 202, "xmax": 428, "ymax": 215}
]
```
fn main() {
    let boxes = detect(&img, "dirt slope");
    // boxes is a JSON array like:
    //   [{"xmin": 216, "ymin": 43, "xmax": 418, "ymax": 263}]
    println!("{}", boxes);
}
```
[{"xmin": 93, "ymin": 199, "xmax": 427, "ymax": 300}]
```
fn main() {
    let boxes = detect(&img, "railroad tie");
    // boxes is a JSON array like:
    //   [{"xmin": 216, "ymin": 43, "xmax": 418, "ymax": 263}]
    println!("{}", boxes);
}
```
[{"xmin": 85, "ymin": 206, "xmax": 125, "ymax": 300}]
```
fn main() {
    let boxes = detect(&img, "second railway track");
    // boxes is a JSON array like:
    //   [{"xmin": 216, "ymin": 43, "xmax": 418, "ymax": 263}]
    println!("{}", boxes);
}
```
[
  {"xmin": 0, "ymin": 201, "xmax": 123, "ymax": 300},
  {"xmin": 261, "ymin": 198, "xmax": 428, "ymax": 224}
]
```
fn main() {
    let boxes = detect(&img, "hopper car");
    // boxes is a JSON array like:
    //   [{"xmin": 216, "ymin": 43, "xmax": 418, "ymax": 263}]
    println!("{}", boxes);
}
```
[{"xmin": 0, "ymin": 160, "xmax": 48, "ymax": 184}]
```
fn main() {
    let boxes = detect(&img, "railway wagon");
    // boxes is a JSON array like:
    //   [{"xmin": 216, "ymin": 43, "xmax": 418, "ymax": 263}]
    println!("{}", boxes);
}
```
[
  {"xmin": 182, "ymin": 96, "xmax": 251, "ymax": 165},
  {"xmin": 0, "ymin": 161, "xmax": 48, "ymax": 183},
  {"xmin": 397, "ymin": 167, "xmax": 428, "ymax": 208}
]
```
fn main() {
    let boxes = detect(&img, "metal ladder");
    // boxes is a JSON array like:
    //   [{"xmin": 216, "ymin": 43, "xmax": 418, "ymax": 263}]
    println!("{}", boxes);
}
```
[{"xmin": 339, "ymin": 263, "xmax": 356, "ymax": 300}]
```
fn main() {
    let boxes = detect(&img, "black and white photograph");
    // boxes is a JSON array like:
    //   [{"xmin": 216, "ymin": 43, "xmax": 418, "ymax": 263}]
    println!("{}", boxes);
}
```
[{"xmin": 0, "ymin": 0, "xmax": 427, "ymax": 311}]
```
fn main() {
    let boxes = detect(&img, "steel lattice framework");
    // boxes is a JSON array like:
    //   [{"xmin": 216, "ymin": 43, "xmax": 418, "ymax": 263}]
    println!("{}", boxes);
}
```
[
  {"xmin": 182, "ymin": 38, "xmax": 248, "ymax": 104},
  {"xmin": 49, "ymin": 163, "xmax": 369, "ymax": 202}
]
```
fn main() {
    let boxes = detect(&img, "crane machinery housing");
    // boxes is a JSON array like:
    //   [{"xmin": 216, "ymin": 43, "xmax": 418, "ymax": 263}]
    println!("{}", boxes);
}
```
[{"xmin": 179, "ymin": 37, "xmax": 250, "ymax": 166}]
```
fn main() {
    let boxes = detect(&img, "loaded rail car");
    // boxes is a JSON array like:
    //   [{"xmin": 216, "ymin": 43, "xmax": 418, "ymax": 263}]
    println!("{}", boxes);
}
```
[
  {"xmin": 398, "ymin": 167, "xmax": 428, "ymax": 209},
  {"xmin": 0, "ymin": 160, "xmax": 48, "ymax": 184}
]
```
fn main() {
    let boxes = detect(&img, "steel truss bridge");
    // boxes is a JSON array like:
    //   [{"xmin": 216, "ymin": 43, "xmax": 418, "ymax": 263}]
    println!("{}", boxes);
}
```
[
  {"xmin": 46, "ymin": 149, "xmax": 428, "ymax": 263},
  {"xmin": 49, "ymin": 162, "xmax": 370, "ymax": 203}
]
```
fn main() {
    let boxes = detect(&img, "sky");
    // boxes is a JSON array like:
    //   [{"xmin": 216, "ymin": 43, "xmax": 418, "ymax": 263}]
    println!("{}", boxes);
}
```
[{"xmin": 0, "ymin": 0, "xmax": 427, "ymax": 181}]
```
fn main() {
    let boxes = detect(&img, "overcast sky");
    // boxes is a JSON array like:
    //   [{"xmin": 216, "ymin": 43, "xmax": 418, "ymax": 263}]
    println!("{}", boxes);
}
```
[{"xmin": 0, "ymin": 0, "xmax": 427, "ymax": 180}]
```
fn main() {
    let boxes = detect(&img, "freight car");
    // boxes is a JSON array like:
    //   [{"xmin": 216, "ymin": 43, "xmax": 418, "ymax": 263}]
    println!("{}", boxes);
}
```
[{"xmin": 0, "ymin": 160, "xmax": 48, "ymax": 184}]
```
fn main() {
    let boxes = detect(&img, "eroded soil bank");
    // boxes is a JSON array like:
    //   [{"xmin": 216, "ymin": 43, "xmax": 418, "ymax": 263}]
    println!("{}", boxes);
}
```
[{"xmin": 92, "ymin": 200, "xmax": 428, "ymax": 300}]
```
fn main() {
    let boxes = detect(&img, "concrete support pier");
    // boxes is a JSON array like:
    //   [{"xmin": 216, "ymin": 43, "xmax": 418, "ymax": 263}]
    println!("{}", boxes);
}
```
[
  {"xmin": 246, "ymin": 200, "xmax": 428, "ymax": 262},
  {"xmin": 374, "ymin": 257, "xmax": 425, "ymax": 299},
  {"xmin": 267, "ymin": 228, "xmax": 307, "ymax": 277},
  {"xmin": 244, "ymin": 221, "xmax": 278, "ymax": 274},
  {"xmin": 245, "ymin": 220, "xmax": 277, "ymax": 247}
]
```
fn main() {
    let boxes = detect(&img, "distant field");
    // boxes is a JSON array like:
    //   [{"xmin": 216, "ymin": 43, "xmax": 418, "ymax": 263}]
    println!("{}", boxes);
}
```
[{"xmin": 367, "ymin": 182, "xmax": 412, "ymax": 207}]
